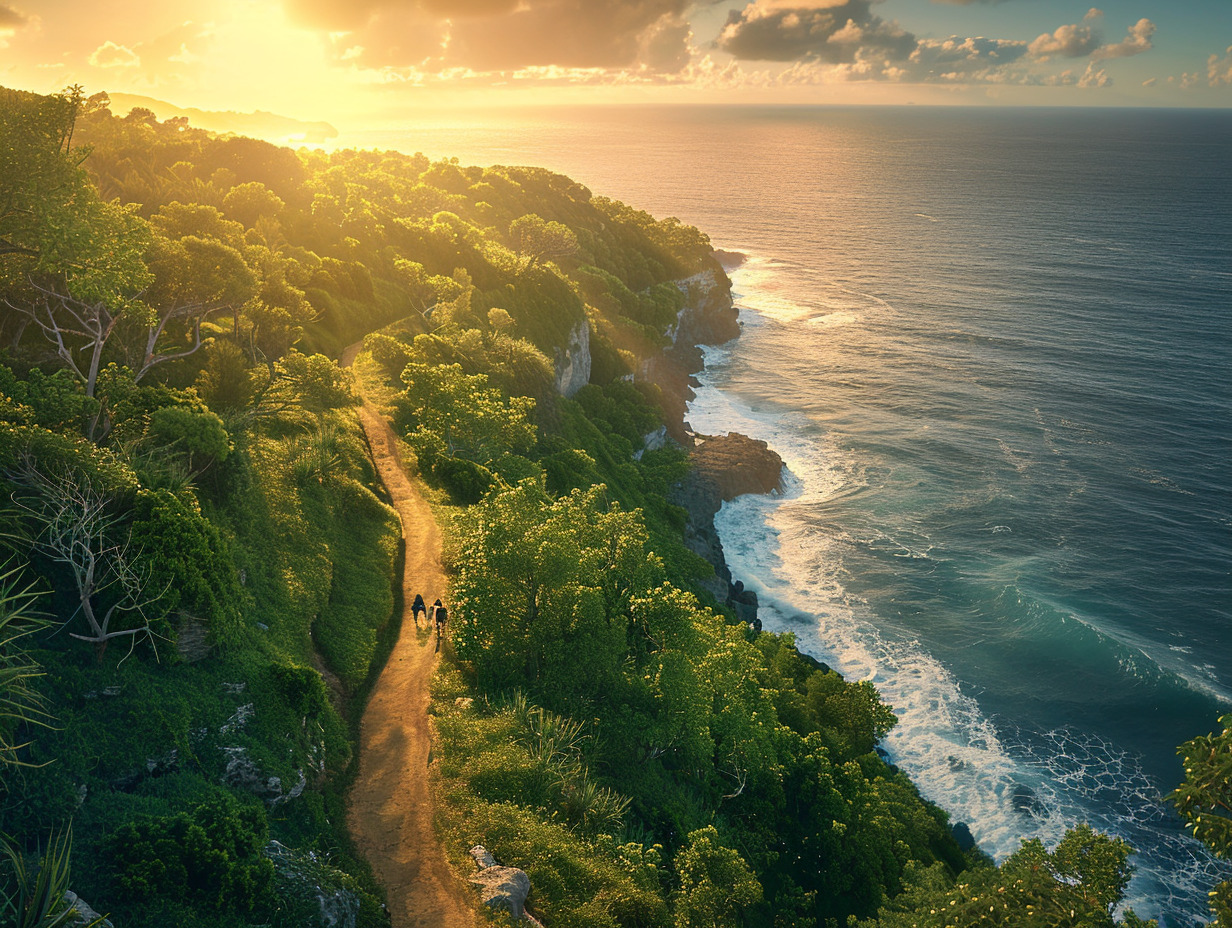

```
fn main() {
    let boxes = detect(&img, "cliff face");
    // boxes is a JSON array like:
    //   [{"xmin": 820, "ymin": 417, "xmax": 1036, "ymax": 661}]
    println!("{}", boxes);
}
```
[
  {"xmin": 644, "ymin": 265, "xmax": 740, "ymax": 445},
  {"xmin": 670, "ymin": 433, "xmax": 784, "ymax": 617},
  {"xmin": 554, "ymin": 318, "xmax": 591, "ymax": 397},
  {"xmin": 670, "ymin": 268, "xmax": 741, "ymax": 348},
  {"xmin": 638, "ymin": 264, "xmax": 784, "ymax": 622}
]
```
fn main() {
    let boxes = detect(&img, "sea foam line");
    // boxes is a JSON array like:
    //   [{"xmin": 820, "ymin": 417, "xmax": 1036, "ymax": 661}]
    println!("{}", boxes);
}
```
[{"xmin": 689, "ymin": 258, "xmax": 1229, "ymax": 921}]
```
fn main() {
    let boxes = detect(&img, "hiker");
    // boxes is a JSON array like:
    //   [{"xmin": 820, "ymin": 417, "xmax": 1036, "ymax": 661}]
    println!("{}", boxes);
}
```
[
  {"xmin": 432, "ymin": 598, "xmax": 447, "ymax": 638},
  {"xmin": 412, "ymin": 593, "xmax": 426, "ymax": 627}
]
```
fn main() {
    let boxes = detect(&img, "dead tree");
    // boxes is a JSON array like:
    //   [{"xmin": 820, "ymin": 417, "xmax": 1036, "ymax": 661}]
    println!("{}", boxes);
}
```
[{"xmin": 7, "ymin": 459, "xmax": 161, "ymax": 662}]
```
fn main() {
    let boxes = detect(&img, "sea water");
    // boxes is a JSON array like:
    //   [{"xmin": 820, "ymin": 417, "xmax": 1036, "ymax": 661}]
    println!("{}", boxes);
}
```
[{"xmin": 362, "ymin": 106, "xmax": 1232, "ymax": 922}]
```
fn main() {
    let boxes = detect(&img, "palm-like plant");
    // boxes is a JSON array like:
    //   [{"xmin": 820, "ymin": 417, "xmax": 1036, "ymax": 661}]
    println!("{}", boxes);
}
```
[
  {"xmin": 0, "ymin": 561, "xmax": 53, "ymax": 768},
  {"xmin": 1, "ymin": 830, "xmax": 108, "ymax": 928}
]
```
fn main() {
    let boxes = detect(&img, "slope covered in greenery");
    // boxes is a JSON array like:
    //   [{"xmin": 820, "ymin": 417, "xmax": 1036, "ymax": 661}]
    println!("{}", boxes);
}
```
[{"xmin": 0, "ymin": 86, "xmax": 1171, "ymax": 928}]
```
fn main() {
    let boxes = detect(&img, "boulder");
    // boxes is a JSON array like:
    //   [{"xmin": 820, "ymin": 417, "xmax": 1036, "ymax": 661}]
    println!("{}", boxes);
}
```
[
  {"xmin": 469, "ymin": 844, "xmax": 539, "ymax": 923},
  {"xmin": 63, "ymin": 891, "xmax": 114, "ymax": 928},
  {"xmin": 690, "ymin": 433, "xmax": 784, "ymax": 501},
  {"xmin": 471, "ymin": 866, "xmax": 531, "ymax": 919}
]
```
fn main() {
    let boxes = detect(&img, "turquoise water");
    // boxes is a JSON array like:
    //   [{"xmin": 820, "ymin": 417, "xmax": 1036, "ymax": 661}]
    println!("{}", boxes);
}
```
[{"xmin": 362, "ymin": 106, "xmax": 1232, "ymax": 921}]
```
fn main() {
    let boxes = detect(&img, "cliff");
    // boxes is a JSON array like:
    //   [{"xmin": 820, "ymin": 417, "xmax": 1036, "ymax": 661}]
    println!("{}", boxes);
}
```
[
  {"xmin": 637, "ymin": 262, "xmax": 783, "ymax": 620},
  {"xmin": 643, "ymin": 265, "xmax": 740, "ymax": 446},
  {"xmin": 670, "ymin": 432, "xmax": 783, "ymax": 618}
]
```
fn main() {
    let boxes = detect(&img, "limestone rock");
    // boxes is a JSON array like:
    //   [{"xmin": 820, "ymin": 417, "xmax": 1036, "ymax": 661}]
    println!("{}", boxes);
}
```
[
  {"xmin": 470, "ymin": 845, "xmax": 540, "ymax": 923},
  {"xmin": 222, "ymin": 746, "xmax": 287, "ymax": 804},
  {"xmin": 671, "ymin": 268, "xmax": 740, "ymax": 348},
  {"xmin": 554, "ymin": 318, "xmax": 591, "ymax": 397},
  {"xmin": 470, "ymin": 865, "xmax": 531, "ymax": 919},
  {"xmin": 63, "ymin": 891, "xmax": 114, "ymax": 927}
]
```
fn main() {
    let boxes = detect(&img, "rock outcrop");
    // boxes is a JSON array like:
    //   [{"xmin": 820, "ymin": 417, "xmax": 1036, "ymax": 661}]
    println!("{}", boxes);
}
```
[
  {"xmin": 63, "ymin": 891, "xmax": 114, "ymax": 928},
  {"xmin": 644, "ymin": 265, "xmax": 740, "ymax": 445},
  {"xmin": 554, "ymin": 317, "xmax": 591, "ymax": 397},
  {"xmin": 469, "ymin": 845, "xmax": 543, "ymax": 926},
  {"xmin": 669, "ymin": 432, "xmax": 784, "ymax": 616}
]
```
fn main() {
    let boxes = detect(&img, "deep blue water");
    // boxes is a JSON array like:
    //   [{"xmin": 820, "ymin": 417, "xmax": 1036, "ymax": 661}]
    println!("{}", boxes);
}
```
[{"xmin": 365, "ymin": 106, "xmax": 1232, "ymax": 922}]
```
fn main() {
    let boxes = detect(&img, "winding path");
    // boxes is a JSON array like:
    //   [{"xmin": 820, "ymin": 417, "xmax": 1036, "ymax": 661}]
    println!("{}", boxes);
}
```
[{"xmin": 342, "ymin": 344, "xmax": 478, "ymax": 928}]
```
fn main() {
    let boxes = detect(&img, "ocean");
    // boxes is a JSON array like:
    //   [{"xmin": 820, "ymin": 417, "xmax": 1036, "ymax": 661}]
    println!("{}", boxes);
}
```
[{"xmin": 357, "ymin": 105, "xmax": 1232, "ymax": 922}]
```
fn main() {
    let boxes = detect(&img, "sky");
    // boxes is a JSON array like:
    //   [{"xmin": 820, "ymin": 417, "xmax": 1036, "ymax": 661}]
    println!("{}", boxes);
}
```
[{"xmin": 2, "ymin": 0, "xmax": 1229, "ymax": 129}]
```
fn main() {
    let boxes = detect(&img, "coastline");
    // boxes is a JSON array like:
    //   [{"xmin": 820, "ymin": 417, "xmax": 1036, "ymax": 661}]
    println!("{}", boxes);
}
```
[{"xmin": 642, "ymin": 254, "xmax": 784, "ymax": 621}]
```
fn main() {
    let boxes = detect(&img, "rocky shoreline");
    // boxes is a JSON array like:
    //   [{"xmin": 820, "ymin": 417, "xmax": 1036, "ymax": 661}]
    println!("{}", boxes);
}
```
[{"xmin": 642, "ymin": 259, "xmax": 783, "ymax": 623}]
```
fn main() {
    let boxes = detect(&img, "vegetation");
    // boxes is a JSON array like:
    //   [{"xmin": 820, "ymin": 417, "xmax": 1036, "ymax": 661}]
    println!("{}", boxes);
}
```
[
  {"xmin": 0, "ymin": 82, "xmax": 1191, "ymax": 927},
  {"xmin": 1171, "ymin": 714, "xmax": 1232, "ymax": 925}
]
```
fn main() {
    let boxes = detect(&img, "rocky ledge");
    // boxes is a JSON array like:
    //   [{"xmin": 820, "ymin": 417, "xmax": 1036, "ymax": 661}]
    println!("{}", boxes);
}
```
[{"xmin": 670, "ymin": 432, "xmax": 784, "ymax": 622}]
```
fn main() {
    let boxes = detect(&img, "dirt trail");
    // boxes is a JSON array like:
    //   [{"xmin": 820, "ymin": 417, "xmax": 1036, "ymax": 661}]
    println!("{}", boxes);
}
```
[{"xmin": 343, "ymin": 343, "xmax": 478, "ymax": 928}]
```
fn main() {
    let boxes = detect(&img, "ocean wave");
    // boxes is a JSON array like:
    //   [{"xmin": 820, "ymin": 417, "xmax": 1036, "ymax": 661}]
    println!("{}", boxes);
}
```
[{"xmin": 689, "ymin": 298, "xmax": 1229, "ymax": 922}]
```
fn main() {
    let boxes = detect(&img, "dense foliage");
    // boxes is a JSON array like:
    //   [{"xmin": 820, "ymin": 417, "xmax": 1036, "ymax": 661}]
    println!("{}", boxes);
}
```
[{"xmin": 0, "ymin": 84, "xmax": 1179, "ymax": 927}]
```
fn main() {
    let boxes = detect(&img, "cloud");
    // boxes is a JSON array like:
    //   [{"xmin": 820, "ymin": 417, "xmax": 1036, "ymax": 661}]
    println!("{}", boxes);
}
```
[
  {"xmin": 1028, "ymin": 23, "xmax": 1099, "ymax": 60},
  {"xmin": 0, "ymin": 4, "xmax": 26, "ymax": 29},
  {"xmin": 89, "ymin": 40, "xmax": 141, "ymax": 68},
  {"xmin": 1208, "ymin": 46, "xmax": 1232, "ymax": 87},
  {"xmin": 1029, "ymin": 15, "xmax": 1154, "ymax": 63},
  {"xmin": 905, "ymin": 35, "xmax": 1028, "ymax": 81},
  {"xmin": 284, "ymin": 0, "xmax": 693, "ymax": 73},
  {"xmin": 1077, "ymin": 62, "xmax": 1110, "ymax": 87},
  {"xmin": 716, "ymin": 0, "xmax": 916, "ymax": 64},
  {"xmin": 1091, "ymin": 18, "xmax": 1154, "ymax": 60}
]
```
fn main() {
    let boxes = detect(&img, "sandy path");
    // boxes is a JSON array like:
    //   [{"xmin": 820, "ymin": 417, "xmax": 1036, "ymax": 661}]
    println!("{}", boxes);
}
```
[{"xmin": 343, "ymin": 343, "xmax": 478, "ymax": 928}]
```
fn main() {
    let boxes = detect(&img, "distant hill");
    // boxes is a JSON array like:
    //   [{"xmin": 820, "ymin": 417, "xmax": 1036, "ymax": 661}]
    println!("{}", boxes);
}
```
[{"xmin": 107, "ymin": 92, "xmax": 339, "ymax": 145}]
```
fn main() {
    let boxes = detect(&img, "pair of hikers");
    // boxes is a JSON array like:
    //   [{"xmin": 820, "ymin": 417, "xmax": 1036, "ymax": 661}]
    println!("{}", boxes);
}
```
[{"xmin": 412, "ymin": 593, "xmax": 447, "ymax": 636}]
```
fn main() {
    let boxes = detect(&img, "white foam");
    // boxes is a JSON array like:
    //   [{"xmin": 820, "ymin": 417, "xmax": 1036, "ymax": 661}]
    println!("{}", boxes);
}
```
[{"xmin": 687, "ymin": 269, "xmax": 1230, "ymax": 921}]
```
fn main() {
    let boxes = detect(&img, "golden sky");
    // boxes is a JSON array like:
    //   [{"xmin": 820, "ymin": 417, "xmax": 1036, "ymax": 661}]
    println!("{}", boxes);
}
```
[{"xmin": 2, "ymin": 0, "xmax": 1229, "ymax": 131}]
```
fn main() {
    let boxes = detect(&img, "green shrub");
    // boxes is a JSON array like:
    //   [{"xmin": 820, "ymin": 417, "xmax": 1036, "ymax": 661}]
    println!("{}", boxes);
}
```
[
  {"xmin": 433, "ymin": 456, "xmax": 494, "ymax": 505},
  {"xmin": 107, "ymin": 793, "xmax": 274, "ymax": 916}
]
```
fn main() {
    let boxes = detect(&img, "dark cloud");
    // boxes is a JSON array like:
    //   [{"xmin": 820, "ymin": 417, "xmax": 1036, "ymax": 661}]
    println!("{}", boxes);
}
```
[
  {"xmin": 0, "ymin": 4, "xmax": 27, "ymax": 28},
  {"xmin": 717, "ymin": 0, "xmax": 916, "ymax": 64},
  {"xmin": 284, "ymin": 0, "xmax": 692, "ymax": 73}
]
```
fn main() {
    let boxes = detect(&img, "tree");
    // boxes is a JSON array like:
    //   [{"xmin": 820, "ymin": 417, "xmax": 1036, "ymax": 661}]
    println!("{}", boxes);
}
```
[
  {"xmin": 451, "ymin": 481, "xmax": 663, "ymax": 695},
  {"xmin": 673, "ymin": 826, "xmax": 762, "ymax": 928},
  {"xmin": 510, "ymin": 213, "xmax": 578, "ymax": 272},
  {"xmin": 7, "ymin": 460, "xmax": 162, "ymax": 660},
  {"xmin": 397, "ymin": 362, "xmax": 535, "ymax": 465},
  {"xmin": 856, "ymin": 826, "xmax": 1150, "ymax": 928},
  {"xmin": 1171, "ymin": 714, "xmax": 1232, "ymax": 924}
]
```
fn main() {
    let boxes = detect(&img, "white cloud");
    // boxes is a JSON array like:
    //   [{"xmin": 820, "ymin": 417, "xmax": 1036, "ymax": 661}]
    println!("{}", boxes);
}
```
[
  {"xmin": 1029, "ymin": 23, "xmax": 1099, "ymax": 60},
  {"xmin": 1092, "ymin": 18, "xmax": 1154, "ymax": 60},
  {"xmin": 88, "ymin": 40, "xmax": 140, "ymax": 68},
  {"xmin": 1077, "ymin": 62, "xmax": 1110, "ymax": 87},
  {"xmin": 1208, "ymin": 46, "xmax": 1232, "ymax": 86}
]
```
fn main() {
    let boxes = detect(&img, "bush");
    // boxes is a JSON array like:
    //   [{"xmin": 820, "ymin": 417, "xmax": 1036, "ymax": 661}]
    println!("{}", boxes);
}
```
[
  {"xmin": 433, "ymin": 456, "xmax": 494, "ymax": 505},
  {"xmin": 107, "ymin": 793, "xmax": 274, "ymax": 916}
]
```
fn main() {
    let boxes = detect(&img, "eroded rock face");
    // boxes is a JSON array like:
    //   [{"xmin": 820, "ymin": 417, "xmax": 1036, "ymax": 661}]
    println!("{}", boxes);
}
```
[
  {"xmin": 671, "ymin": 268, "xmax": 740, "ymax": 348},
  {"xmin": 642, "ymin": 264, "xmax": 740, "ymax": 446},
  {"xmin": 554, "ymin": 318, "xmax": 591, "ymax": 397},
  {"xmin": 669, "ymin": 432, "xmax": 784, "ymax": 612},
  {"xmin": 691, "ymin": 433, "xmax": 784, "ymax": 501}
]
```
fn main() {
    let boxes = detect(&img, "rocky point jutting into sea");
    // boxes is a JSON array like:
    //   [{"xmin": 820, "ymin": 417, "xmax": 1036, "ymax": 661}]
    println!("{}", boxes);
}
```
[{"xmin": 637, "ymin": 258, "xmax": 785, "ymax": 624}]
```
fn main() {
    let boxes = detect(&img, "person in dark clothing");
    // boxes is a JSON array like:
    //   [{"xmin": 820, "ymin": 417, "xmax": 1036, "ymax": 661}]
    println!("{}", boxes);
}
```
[
  {"xmin": 432, "ymin": 598, "xmax": 447, "ymax": 639},
  {"xmin": 412, "ymin": 593, "xmax": 426, "ymax": 627}
]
